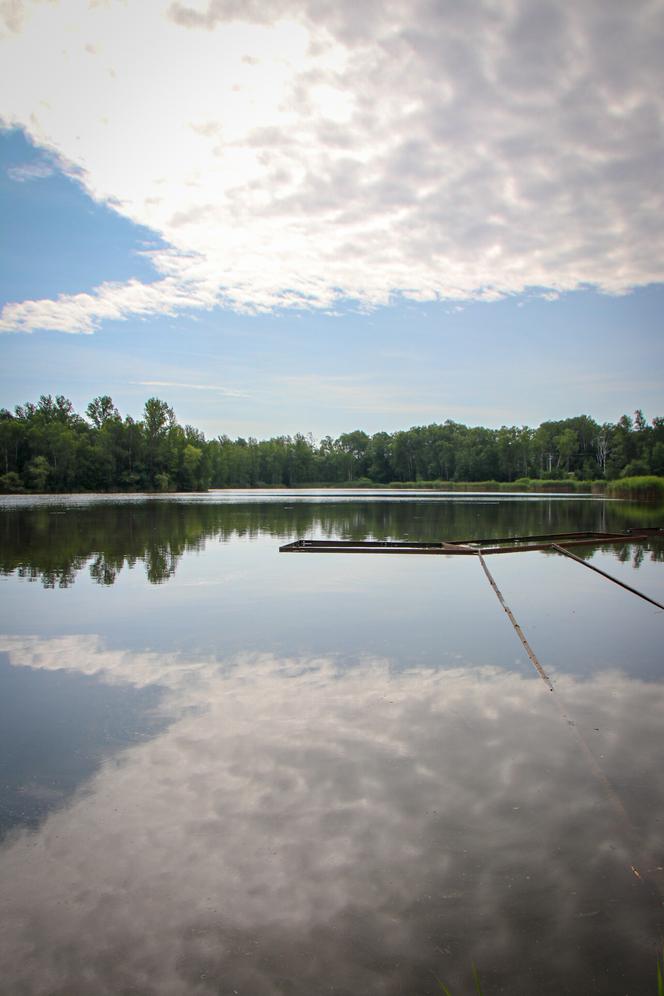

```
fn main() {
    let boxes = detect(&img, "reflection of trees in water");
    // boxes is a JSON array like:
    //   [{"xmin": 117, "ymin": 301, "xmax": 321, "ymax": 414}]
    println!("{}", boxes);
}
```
[
  {"xmin": 16, "ymin": 562, "xmax": 80, "ymax": 589},
  {"xmin": 570, "ymin": 540, "xmax": 664, "ymax": 566},
  {"xmin": 89, "ymin": 554, "xmax": 119, "ymax": 586},
  {"xmin": 1, "ymin": 498, "xmax": 662, "ymax": 587}
]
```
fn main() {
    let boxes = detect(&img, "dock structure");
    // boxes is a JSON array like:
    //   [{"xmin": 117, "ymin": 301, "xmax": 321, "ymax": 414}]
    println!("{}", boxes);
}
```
[
  {"xmin": 281, "ymin": 523, "xmax": 664, "ymax": 896},
  {"xmin": 280, "ymin": 527, "xmax": 663, "ymax": 556},
  {"xmin": 280, "ymin": 528, "xmax": 664, "ymax": 611}
]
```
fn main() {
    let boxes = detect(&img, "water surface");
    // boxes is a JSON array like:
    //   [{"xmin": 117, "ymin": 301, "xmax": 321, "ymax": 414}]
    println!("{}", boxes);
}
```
[{"xmin": 0, "ymin": 493, "xmax": 662, "ymax": 995}]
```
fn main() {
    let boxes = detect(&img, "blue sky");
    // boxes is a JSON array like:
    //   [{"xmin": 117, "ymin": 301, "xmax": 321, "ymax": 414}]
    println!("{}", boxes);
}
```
[{"xmin": 1, "ymin": 1, "xmax": 663, "ymax": 440}]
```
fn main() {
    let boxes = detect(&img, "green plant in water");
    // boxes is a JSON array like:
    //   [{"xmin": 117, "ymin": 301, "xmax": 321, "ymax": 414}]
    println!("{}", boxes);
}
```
[
  {"xmin": 657, "ymin": 943, "xmax": 663, "ymax": 996},
  {"xmin": 472, "ymin": 964, "xmax": 484, "ymax": 995},
  {"xmin": 434, "ymin": 964, "xmax": 484, "ymax": 995}
]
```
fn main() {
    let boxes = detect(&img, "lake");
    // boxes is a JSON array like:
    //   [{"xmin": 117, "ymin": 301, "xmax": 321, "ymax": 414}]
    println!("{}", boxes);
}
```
[{"xmin": 1, "ymin": 491, "xmax": 663, "ymax": 995}]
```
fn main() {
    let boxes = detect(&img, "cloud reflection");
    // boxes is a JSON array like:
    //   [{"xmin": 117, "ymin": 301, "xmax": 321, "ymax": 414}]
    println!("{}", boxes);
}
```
[{"xmin": 0, "ymin": 635, "xmax": 662, "ymax": 994}]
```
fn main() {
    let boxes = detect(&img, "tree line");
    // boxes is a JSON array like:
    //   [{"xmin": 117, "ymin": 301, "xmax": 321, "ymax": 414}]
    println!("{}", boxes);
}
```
[{"xmin": 1, "ymin": 395, "xmax": 663, "ymax": 493}]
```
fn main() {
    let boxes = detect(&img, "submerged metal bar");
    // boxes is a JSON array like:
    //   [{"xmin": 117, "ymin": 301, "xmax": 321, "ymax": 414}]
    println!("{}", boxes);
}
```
[
  {"xmin": 279, "ymin": 530, "xmax": 653, "ymax": 555},
  {"xmin": 465, "ymin": 527, "xmax": 663, "ymax": 546},
  {"xmin": 465, "ymin": 529, "xmax": 638, "ymax": 546},
  {"xmin": 552, "ymin": 544, "xmax": 664, "ymax": 612},
  {"xmin": 477, "ymin": 552, "xmax": 554, "ymax": 691},
  {"xmin": 474, "ymin": 534, "xmax": 650, "ymax": 555},
  {"xmin": 279, "ymin": 539, "xmax": 477, "ymax": 554},
  {"xmin": 478, "ymin": 551, "xmax": 662, "ymax": 893}
]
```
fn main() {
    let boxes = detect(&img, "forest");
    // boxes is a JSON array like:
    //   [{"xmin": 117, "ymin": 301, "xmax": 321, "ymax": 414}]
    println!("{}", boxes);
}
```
[{"xmin": 1, "ymin": 394, "xmax": 663, "ymax": 493}]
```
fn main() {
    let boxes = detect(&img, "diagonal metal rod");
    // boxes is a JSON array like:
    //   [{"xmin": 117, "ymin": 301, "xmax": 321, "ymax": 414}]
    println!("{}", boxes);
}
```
[
  {"xmin": 477, "ymin": 552, "xmax": 554, "ymax": 691},
  {"xmin": 478, "ymin": 551, "xmax": 663, "ymax": 897},
  {"xmin": 552, "ymin": 544, "xmax": 664, "ymax": 612}
]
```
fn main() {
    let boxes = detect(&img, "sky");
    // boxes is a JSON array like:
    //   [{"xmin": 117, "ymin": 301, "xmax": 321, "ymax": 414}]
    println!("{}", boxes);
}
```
[{"xmin": 1, "ymin": 0, "xmax": 663, "ymax": 440}]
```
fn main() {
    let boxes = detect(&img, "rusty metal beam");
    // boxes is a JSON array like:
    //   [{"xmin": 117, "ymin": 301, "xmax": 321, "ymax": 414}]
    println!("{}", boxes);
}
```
[
  {"xmin": 478, "ymin": 553, "xmax": 554, "ymax": 691},
  {"xmin": 278, "ymin": 540, "xmax": 477, "ymax": 554},
  {"xmin": 552, "ymin": 544, "xmax": 664, "ymax": 612},
  {"xmin": 476, "ymin": 533, "xmax": 651, "ymax": 555},
  {"xmin": 279, "ymin": 530, "xmax": 657, "ymax": 555}
]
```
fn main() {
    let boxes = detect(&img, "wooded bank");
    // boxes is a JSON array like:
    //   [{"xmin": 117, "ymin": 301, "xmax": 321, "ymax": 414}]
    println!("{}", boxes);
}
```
[{"xmin": 1, "ymin": 395, "xmax": 663, "ymax": 495}]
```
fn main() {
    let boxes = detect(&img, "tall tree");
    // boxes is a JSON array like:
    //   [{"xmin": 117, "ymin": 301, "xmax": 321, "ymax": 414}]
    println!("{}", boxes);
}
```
[
  {"xmin": 86, "ymin": 395, "xmax": 120, "ymax": 429},
  {"xmin": 142, "ymin": 398, "xmax": 175, "ymax": 487}
]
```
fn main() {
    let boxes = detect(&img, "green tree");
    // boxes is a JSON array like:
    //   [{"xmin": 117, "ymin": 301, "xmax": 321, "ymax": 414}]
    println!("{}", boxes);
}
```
[
  {"xmin": 337, "ymin": 431, "xmax": 370, "ymax": 480},
  {"xmin": 26, "ymin": 455, "xmax": 51, "ymax": 491},
  {"xmin": 496, "ymin": 426, "xmax": 520, "ymax": 481},
  {"xmin": 555, "ymin": 428, "xmax": 578, "ymax": 472},
  {"xmin": 86, "ymin": 395, "xmax": 120, "ymax": 429},
  {"xmin": 183, "ymin": 444, "xmax": 203, "ymax": 489},
  {"xmin": 391, "ymin": 431, "xmax": 415, "ymax": 481},
  {"xmin": 0, "ymin": 411, "xmax": 23, "ymax": 476},
  {"xmin": 143, "ymin": 397, "xmax": 174, "ymax": 439},
  {"xmin": 651, "ymin": 441, "xmax": 664, "ymax": 475},
  {"xmin": 366, "ymin": 432, "xmax": 393, "ymax": 483},
  {"xmin": 142, "ymin": 397, "xmax": 175, "ymax": 487},
  {"xmin": 533, "ymin": 422, "xmax": 558, "ymax": 475}
]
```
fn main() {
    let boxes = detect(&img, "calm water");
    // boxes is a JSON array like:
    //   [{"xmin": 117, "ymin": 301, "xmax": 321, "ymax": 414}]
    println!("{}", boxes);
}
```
[{"xmin": 0, "ymin": 492, "xmax": 663, "ymax": 995}]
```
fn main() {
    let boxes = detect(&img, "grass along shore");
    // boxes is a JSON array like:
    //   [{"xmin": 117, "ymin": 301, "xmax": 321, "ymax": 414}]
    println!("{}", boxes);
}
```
[{"xmin": 324, "ymin": 475, "xmax": 664, "ymax": 499}]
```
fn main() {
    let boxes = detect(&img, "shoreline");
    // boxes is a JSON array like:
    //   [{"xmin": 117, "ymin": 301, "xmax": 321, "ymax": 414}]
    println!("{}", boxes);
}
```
[{"xmin": 2, "ymin": 476, "xmax": 664, "ymax": 501}]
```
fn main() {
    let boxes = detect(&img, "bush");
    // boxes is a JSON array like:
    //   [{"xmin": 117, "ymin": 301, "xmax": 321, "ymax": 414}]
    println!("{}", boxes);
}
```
[
  {"xmin": 0, "ymin": 471, "xmax": 25, "ymax": 493},
  {"xmin": 621, "ymin": 459, "xmax": 650, "ymax": 477}
]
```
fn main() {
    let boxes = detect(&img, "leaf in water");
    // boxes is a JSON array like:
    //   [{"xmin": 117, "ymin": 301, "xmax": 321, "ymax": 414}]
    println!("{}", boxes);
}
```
[{"xmin": 472, "ymin": 964, "xmax": 485, "ymax": 996}]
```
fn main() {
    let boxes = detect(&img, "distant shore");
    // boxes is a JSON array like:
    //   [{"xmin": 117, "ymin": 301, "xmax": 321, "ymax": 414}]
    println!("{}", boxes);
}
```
[{"xmin": 3, "ymin": 476, "xmax": 664, "ymax": 502}]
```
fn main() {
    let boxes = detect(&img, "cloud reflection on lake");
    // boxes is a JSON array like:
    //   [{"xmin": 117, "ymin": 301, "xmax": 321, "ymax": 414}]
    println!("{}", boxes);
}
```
[{"xmin": 0, "ymin": 635, "xmax": 662, "ymax": 995}]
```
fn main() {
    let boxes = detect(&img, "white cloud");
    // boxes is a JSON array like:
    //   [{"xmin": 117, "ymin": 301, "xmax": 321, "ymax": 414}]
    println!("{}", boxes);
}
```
[
  {"xmin": 0, "ymin": 272, "xmax": 218, "ymax": 333},
  {"xmin": 6, "ymin": 160, "xmax": 53, "ymax": 181},
  {"xmin": 134, "ymin": 379, "xmax": 250, "ymax": 397},
  {"xmin": 1, "ymin": 0, "xmax": 663, "ymax": 332}
]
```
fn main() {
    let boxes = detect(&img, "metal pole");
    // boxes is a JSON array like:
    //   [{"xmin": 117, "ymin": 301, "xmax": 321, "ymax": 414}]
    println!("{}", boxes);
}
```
[{"xmin": 552, "ymin": 544, "xmax": 664, "ymax": 612}]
